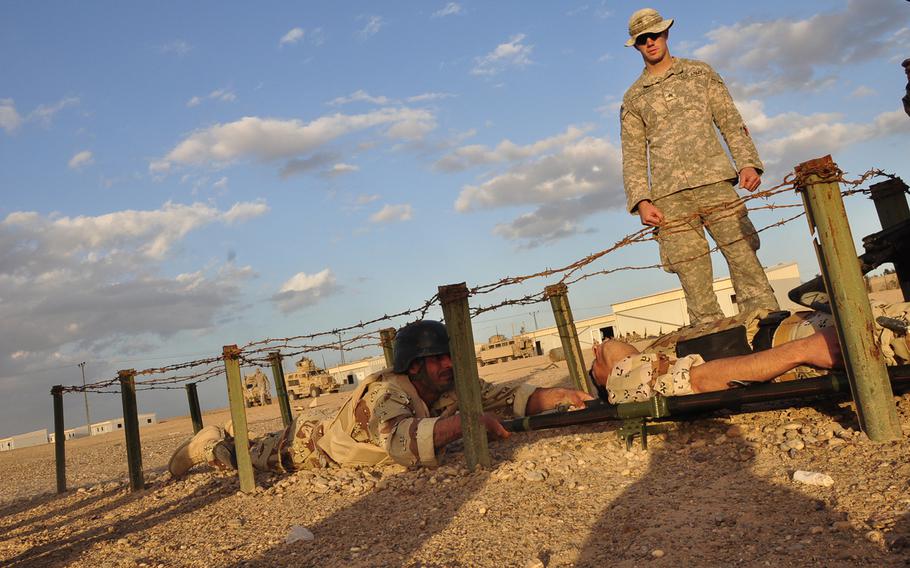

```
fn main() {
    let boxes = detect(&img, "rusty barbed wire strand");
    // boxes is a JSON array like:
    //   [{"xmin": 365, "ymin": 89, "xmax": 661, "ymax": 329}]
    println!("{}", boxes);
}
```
[{"xmin": 58, "ymin": 166, "xmax": 893, "ymax": 394}]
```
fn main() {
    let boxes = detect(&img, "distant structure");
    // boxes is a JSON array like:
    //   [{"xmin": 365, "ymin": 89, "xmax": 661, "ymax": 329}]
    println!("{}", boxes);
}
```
[
  {"xmin": 42, "ymin": 413, "xmax": 158, "ymax": 446},
  {"xmin": 323, "ymin": 262, "xmax": 802, "ymax": 387},
  {"xmin": 0, "ymin": 429, "xmax": 49, "ymax": 452}
]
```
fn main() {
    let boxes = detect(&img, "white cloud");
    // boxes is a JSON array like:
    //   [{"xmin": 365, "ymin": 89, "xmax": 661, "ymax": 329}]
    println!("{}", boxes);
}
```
[
  {"xmin": 849, "ymin": 85, "xmax": 876, "ymax": 99},
  {"xmin": 280, "ymin": 152, "xmax": 339, "ymax": 178},
  {"xmin": 273, "ymin": 268, "xmax": 341, "ymax": 313},
  {"xmin": 435, "ymin": 125, "xmax": 592, "ymax": 172},
  {"xmin": 692, "ymin": 1, "xmax": 910, "ymax": 97},
  {"xmin": 328, "ymin": 90, "xmax": 392, "ymax": 106},
  {"xmin": 1, "ymin": 97, "xmax": 80, "ymax": 133},
  {"xmin": 433, "ymin": 3, "xmax": 462, "ymax": 18},
  {"xmin": 187, "ymin": 88, "xmax": 236, "ymax": 108},
  {"xmin": 153, "ymin": 109, "xmax": 437, "ymax": 172},
  {"xmin": 370, "ymin": 204, "xmax": 413, "ymax": 224},
  {"xmin": 68, "ymin": 150, "xmax": 94, "ymax": 170},
  {"xmin": 0, "ymin": 99, "xmax": 22, "ymax": 133},
  {"xmin": 212, "ymin": 176, "xmax": 229, "ymax": 190},
  {"xmin": 455, "ymin": 136, "xmax": 622, "ymax": 212},
  {"xmin": 159, "ymin": 40, "xmax": 192, "ymax": 56},
  {"xmin": 0, "ymin": 201, "xmax": 265, "ymax": 379},
  {"xmin": 472, "ymin": 34, "xmax": 534, "ymax": 76},
  {"xmin": 355, "ymin": 194, "xmax": 380, "ymax": 205},
  {"xmin": 324, "ymin": 163, "xmax": 359, "ymax": 177},
  {"xmin": 406, "ymin": 92, "xmax": 455, "ymax": 103},
  {"xmin": 280, "ymin": 27, "xmax": 305, "ymax": 46},
  {"xmin": 29, "ymin": 97, "xmax": 79, "ymax": 126},
  {"xmin": 358, "ymin": 15, "xmax": 385, "ymax": 40},
  {"xmin": 223, "ymin": 200, "xmax": 269, "ymax": 223},
  {"xmin": 730, "ymin": 99, "xmax": 910, "ymax": 174}
]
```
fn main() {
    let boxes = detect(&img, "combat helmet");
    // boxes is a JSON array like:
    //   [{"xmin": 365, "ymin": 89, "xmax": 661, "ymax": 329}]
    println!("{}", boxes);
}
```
[{"xmin": 392, "ymin": 320, "xmax": 450, "ymax": 373}]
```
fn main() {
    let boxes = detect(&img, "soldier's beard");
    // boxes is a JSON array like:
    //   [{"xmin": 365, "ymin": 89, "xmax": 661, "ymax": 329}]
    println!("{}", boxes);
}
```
[{"xmin": 412, "ymin": 363, "xmax": 453, "ymax": 395}]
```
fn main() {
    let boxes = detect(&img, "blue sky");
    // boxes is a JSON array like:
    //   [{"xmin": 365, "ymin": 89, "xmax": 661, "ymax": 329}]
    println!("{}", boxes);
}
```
[{"xmin": 1, "ymin": 1, "xmax": 908, "ymax": 437}]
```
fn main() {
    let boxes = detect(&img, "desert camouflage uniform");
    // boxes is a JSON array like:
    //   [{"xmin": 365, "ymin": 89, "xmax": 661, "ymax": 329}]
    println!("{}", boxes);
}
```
[
  {"xmin": 245, "ymin": 369, "xmax": 538, "ymax": 472},
  {"xmin": 606, "ymin": 302, "xmax": 910, "ymax": 402},
  {"xmin": 620, "ymin": 57, "xmax": 778, "ymax": 324}
]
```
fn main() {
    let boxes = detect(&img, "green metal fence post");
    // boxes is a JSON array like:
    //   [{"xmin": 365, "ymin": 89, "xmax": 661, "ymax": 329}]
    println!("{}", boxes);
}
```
[
  {"xmin": 380, "ymin": 327, "xmax": 396, "ymax": 369},
  {"xmin": 545, "ymin": 283, "xmax": 592, "ymax": 394},
  {"xmin": 269, "ymin": 351, "xmax": 293, "ymax": 428},
  {"xmin": 185, "ymin": 383, "xmax": 203, "ymax": 434},
  {"xmin": 223, "ymin": 345, "xmax": 256, "ymax": 493},
  {"xmin": 52, "ymin": 385, "xmax": 66, "ymax": 494},
  {"xmin": 438, "ymin": 283, "xmax": 491, "ymax": 469},
  {"xmin": 117, "ymin": 369, "xmax": 145, "ymax": 491},
  {"xmin": 796, "ymin": 155, "xmax": 902, "ymax": 442},
  {"xmin": 868, "ymin": 177, "xmax": 910, "ymax": 300}
]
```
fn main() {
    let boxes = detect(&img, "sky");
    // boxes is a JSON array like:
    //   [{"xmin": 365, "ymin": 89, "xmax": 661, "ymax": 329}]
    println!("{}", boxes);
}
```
[{"xmin": 1, "ymin": 1, "xmax": 909, "ymax": 438}]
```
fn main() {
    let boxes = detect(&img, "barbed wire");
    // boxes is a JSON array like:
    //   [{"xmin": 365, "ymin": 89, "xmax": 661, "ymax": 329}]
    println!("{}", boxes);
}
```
[{"xmin": 59, "ymin": 165, "xmax": 895, "ymax": 394}]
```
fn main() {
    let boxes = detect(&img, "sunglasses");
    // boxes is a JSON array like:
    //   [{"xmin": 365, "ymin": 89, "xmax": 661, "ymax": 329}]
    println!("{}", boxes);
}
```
[{"xmin": 634, "ymin": 32, "xmax": 663, "ymax": 46}]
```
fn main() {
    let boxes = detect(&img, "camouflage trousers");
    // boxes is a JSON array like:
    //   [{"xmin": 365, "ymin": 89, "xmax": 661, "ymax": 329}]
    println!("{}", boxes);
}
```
[
  {"xmin": 654, "ymin": 180, "xmax": 779, "ymax": 324},
  {"xmin": 248, "ymin": 414, "xmax": 336, "ymax": 473}
]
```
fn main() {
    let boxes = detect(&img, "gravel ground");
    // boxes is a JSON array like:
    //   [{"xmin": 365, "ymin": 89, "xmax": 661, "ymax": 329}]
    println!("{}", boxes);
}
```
[{"xmin": 2, "ymin": 355, "xmax": 910, "ymax": 567}]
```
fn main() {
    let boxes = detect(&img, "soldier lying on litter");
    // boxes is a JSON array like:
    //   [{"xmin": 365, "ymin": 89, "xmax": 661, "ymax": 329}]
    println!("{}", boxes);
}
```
[
  {"xmin": 588, "ymin": 302, "xmax": 910, "ymax": 404},
  {"xmin": 170, "ymin": 320, "xmax": 593, "ymax": 477}
]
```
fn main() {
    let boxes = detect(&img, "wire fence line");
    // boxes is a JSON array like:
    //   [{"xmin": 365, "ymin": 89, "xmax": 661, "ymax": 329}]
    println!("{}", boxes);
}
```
[{"xmin": 59, "ymin": 166, "xmax": 895, "ymax": 394}]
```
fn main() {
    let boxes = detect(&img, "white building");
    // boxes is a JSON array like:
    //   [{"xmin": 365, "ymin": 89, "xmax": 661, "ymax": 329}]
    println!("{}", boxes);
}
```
[
  {"xmin": 0, "ymin": 429, "xmax": 49, "ymax": 451},
  {"xmin": 90, "ymin": 413, "xmax": 157, "ymax": 435}
]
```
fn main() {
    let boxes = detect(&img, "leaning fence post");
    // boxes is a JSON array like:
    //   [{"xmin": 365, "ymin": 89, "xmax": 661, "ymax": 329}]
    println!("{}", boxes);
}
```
[
  {"xmin": 223, "ymin": 345, "xmax": 256, "ymax": 493},
  {"xmin": 269, "ymin": 351, "xmax": 293, "ymax": 428},
  {"xmin": 52, "ymin": 385, "xmax": 66, "ymax": 494},
  {"xmin": 868, "ymin": 177, "xmax": 910, "ymax": 301},
  {"xmin": 117, "ymin": 369, "xmax": 145, "ymax": 491},
  {"xmin": 795, "ymin": 155, "xmax": 902, "ymax": 442},
  {"xmin": 185, "ymin": 383, "xmax": 204, "ymax": 434},
  {"xmin": 545, "ymin": 283, "xmax": 591, "ymax": 394},
  {"xmin": 380, "ymin": 328, "xmax": 396, "ymax": 368},
  {"xmin": 438, "ymin": 283, "xmax": 491, "ymax": 469}
]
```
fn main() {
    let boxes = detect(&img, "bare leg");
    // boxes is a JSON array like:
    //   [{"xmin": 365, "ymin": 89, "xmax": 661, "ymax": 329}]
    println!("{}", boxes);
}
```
[{"xmin": 690, "ymin": 328, "xmax": 842, "ymax": 393}]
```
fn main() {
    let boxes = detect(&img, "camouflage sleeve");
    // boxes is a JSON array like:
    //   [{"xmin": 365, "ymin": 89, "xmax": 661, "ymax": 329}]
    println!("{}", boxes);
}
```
[
  {"xmin": 478, "ymin": 378, "xmax": 538, "ymax": 418},
  {"xmin": 706, "ymin": 66, "xmax": 764, "ymax": 175},
  {"xmin": 360, "ymin": 384, "xmax": 441, "ymax": 467},
  {"xmin": 620, "ymin": 101, "xmax": 651, "ymax": 213}
]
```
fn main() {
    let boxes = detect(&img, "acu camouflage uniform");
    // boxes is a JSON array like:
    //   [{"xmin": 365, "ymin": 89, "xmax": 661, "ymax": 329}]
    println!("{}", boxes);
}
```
[
  {"xmin": 620, "ymin": 57, "xmax": 778, "ymax": 324},
  {"xmin": 245, "ymin": 369, "xmax": 538, "ymax": 472},
  {"xmin": 606, "ymin": 302, "xmax": 910, "ymax": 403}
]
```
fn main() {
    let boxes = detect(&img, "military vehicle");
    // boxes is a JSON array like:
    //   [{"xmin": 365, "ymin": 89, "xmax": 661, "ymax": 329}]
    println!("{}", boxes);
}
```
[
  {"xmin": 476, "ymin": 333, "xmax": 536, "ymax": 366},
  {"xmin": 243, "ymin": 369, "xmax": 272, "ymax": 407},
  {"xmin": 285, "ymin": 357, "xmax": 340, "ymax": 399}
]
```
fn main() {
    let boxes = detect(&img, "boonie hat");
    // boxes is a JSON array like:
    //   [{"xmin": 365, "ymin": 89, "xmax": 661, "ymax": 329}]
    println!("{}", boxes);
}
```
[{"xmin": 625, "ymin": 8, "xmax": 674, "ymax": 47}]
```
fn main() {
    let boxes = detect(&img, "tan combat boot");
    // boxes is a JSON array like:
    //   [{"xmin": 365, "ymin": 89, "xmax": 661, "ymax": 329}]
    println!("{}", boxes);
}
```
[{"xmin": 168, "ymin": 425, "xmax": 235, "ymax": 477}]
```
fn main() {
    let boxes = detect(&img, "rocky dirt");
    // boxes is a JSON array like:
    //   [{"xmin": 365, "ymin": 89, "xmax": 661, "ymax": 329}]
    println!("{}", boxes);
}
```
[{"xmin": 2, "ymin": 354, "xmax": 910, "ymax": 567}]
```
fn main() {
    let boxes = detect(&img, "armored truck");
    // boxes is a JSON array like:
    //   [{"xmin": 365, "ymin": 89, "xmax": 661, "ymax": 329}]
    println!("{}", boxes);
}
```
[
  {"xmin": 285, "ymin": 357, "xmax": 340, "ymax": 399},
  {"xmin": 476, "ymin": 334, "xmax": 536, "ymax": 366}
]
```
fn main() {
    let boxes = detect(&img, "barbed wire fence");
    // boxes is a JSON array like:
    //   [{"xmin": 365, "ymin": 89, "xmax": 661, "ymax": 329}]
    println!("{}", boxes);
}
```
[{"xmin": 56, "ymin": 165, "xmax": 895, "ymax": 396}]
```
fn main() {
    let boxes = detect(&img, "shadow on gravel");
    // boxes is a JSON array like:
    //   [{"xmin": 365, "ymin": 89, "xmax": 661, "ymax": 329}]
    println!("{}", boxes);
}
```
[
  {"xmin": 0, "ymin": 485, "xmax": 126, "ymax": 537},
  {"xmin": 2, "ymin": 479, "xmax": 227, "ymax": 567},
  {"xmin": 574, "ymin": 419, "xmax": 895, "ymax": 567},
  {"xmin": 227, "ymin": 427, "xmax": 577, "ymax": 568}
]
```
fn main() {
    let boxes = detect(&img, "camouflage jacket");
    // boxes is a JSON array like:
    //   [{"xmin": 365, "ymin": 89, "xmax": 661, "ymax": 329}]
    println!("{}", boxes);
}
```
[
  {"xmin": 316, "ymin": 369, "xmax": 538, "ymax": 468},
  {"xmin": 620, "ymin": 58, "xmax": 763, "ymax": 213}
]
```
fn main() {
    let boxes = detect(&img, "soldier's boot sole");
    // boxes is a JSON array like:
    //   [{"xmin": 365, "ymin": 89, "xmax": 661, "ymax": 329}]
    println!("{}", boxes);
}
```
[{"xmin": 168, "ymin": 425, "xmax": 230, "ymax": 478}]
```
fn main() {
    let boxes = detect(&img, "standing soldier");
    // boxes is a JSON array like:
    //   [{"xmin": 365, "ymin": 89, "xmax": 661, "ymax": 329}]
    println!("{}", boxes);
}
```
[
  {"xmin": 620, "ymin": 8, "xmax": 779, "ymax": 324},
  {"xmin": 902, "ymin": 58, "xmax": 910, "ymax": 118}
]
